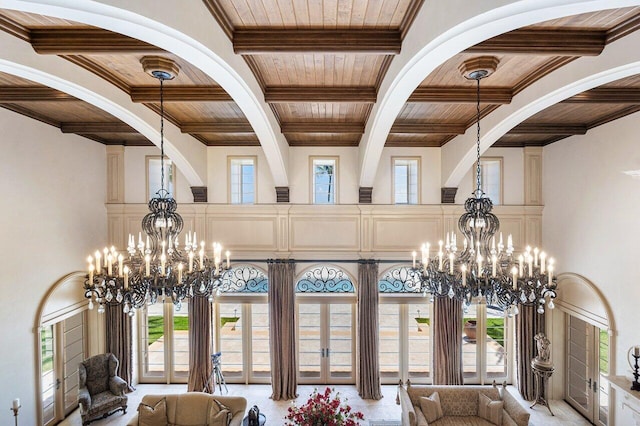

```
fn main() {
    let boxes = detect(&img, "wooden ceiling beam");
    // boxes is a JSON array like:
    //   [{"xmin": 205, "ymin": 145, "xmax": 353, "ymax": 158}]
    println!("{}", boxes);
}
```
[
  {"xmin": 0, "ymin": 87, "xmax": 77, "ymax": 102},
  {"xmin": 30, "ymin": 28, "xmax": 161, "ymax": 54},
  {"xmin": 265, "ymin": 87, "xmax": 377, "ymax": 103},
  {"xmin": 562, "ymin": 88, "xmax": 640, "ymax": 103},
  {"xmin": 281, "ymin": 122, "xmax": 365, "ymax": 133},
  {"xmin": 130, "ymin": 86, "xmax": 233, "ymax": 102},
  {"xmin": 180, "ymin": 122, "xmax": 254, "ymax": 133},
  {"xmin": 408, "ymin": 87, "xmax": 512, "ymax": 104},
  {"xmin": 467, "ymin": 29, "xmax": 605, "ymax": 56},
  {"xmin": 233, "ymin": 29, "xmax": 401, "ymax": 54},
  {"xmin": 509, "ymin": 123, "xmax": 587, "ymax": 135},
  {"xmin": 60, "ymin": 122, "xmax": 137, "ymax": 133},
  {"xmin": 390, "ymin": 122, "xmax": 467, "ymax": 134}
]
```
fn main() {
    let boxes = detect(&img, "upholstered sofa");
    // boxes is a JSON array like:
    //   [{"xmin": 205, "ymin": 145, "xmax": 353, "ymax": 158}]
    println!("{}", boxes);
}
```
[
  {"xmin": 126, "ymin": 392, "xmax": 247, "ymax": 426},
  {"xmin": 397, "ymin": 382, "xmax": 530, "ymax": 426}
]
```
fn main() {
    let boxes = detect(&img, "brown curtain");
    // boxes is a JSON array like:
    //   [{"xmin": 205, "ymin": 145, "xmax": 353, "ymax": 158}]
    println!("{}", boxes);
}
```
[
  {"xmin": 105, "ymin": 304, "xmax": 134, "ymax": 391},
  {"xmin": 357, "ymin": 260, "xmax": 382, "ymax": 400},
  {"xmin": 433, "ymin": 297, "xmax": 464, "ymax": 385},
  {"xmin": 268, "ymin": 259, "xmax": 297, "ymax": 400},
  {"xmin": 188, "ymin": 296, "xmax": 213, "ymax": 392},
  {"xmin": 516, "ymin": 305, "xmax": 545, "ymax": 400}
]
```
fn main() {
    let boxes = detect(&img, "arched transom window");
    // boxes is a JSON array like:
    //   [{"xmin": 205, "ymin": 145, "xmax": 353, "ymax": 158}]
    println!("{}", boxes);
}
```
[
  {"xmin": 219, "ymin": 265, "xmax": 268, "ymax": 293},
  {"xmin": 296, "ymin": 266, "xmax": 354, "ymax": 293}
]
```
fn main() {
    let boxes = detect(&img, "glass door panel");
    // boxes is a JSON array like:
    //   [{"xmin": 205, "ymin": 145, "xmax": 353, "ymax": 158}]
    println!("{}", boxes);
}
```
[
  {"xmin": 328, "ymin": 304, "xmax": 353, "ymax": 381},
  {"xmin": 63, "ymin": 313, "xmax": 84, "ymax": 415},
  {"xmin": 218, "ymin": 303, "xmax": 244, "ymax": 381},
  {"xmin": 567, "ymin": 315, "xmax": 592, "ymax": 417},
  {"xmin": 598, "ymin": 329, "xmax": 609, "ymax": 425},
  {"xmin": 171, "ymin": 304, "xmax": 189, "ymax": 380},
  {"xmin": 379, "ymin": 304, "xmax": 400, "ymax": 381},
  {"xmin": 462, "ymin": 304, "xmax": 479, "ymax": 380},
  {"xmin": 486, "ymin": 307, "xmax": 507, "ymax": 379},
  {"xmin": 408, "ymin": 303, "xmax": 430, "ymax": 381},
  {"xmin": 41, "ymin": 325, "xmax": 56, "ymax": 425},
  {"xmin": 298, "ymin": 303, "xmax": 322, "ymax": 381},
  {"xmin": 141, "ymin": 303, "xmax": 166, "ymax": 378},
  {"xmin": 251, "ymin": 304, "xmax": 270, "ymax": 380}
]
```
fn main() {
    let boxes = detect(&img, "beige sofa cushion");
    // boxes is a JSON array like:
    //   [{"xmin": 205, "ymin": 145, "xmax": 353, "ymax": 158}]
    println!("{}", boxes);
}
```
[
  {"xmin": 419, "ymin": 392, "xmax": 444, "ymax": 423},
  {"xmin": 138, "ymin": 398, "xmax": 167, "ymax": 426},
  {"xmin": 478, "ymin": 394, "xmax": 503, "ymax": 425},
  {"xmin": 208, "ymin": 399, "xmax": 233, "ymax": 426}
]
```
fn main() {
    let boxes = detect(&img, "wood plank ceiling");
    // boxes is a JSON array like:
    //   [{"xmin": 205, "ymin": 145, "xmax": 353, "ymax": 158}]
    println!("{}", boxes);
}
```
[{"xmin": 0, "ymin": 2, "xmax": 639, "ymax": 148}]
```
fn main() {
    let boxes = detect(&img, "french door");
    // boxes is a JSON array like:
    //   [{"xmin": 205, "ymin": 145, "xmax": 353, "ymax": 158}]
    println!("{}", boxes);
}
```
[
  {"xmin": 139, "ymin": 301, "xmax": 190, "ymax": 383},
  {"xmin": 566, "ymin": 314, "xmax": 609, "ymax": 425},
  {"xmin": 298, "ymin": 303, "xmax": 355, "ymax": 383},
  {"xmin": 41, "ymin": 312, "xmax": 86, "ymax": 426}
]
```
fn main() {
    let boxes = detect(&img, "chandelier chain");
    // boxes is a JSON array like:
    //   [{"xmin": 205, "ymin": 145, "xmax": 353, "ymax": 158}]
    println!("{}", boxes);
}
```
[
  {"xmin": 160, "ymin": 77, "xmax": 165, "ymax": 195},
  {"xmin": 475, "ymin": 77, "xmax": 481, "ymax": 195}
]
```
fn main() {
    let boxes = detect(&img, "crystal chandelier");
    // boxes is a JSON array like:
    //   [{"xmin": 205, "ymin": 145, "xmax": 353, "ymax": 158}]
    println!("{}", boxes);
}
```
[
  {"xmin": 412, "ymin": 57, "xmax": 557, "ymax": 316},
  {"xmin": 84, "ymin": 57, "xmax": 229, "ymax": 315}
]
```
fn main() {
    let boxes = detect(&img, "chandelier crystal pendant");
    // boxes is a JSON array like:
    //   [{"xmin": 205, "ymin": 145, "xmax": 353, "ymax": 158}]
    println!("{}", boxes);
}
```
[
  {"xmin": 84, "ymin": 57, "xmax": 230, "ymax": 315},
  {"xmin": 411, "ymin": 57, "xmax": 557, "ymax": 316}
]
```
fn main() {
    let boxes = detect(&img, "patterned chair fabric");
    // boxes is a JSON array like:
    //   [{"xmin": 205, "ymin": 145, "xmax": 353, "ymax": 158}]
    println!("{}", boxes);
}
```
[{"xmin": 78, "ymin": 353, "xmax": 128, "ymax": 425}]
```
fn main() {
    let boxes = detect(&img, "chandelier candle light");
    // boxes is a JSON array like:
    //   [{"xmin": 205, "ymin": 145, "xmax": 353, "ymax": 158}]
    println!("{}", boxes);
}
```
[
  {"xmin": 84, "ymin": 57, "xmax": 229, "ymax": 315},
  {"xmin": 412, "ymin": 57, "xmax": 557, "ymax": 316}
]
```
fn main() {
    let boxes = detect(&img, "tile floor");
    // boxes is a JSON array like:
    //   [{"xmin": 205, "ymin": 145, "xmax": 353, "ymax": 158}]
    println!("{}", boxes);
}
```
[{"xmin": 59, "ymin": 383, "xmax": 590, "ymax": 426}]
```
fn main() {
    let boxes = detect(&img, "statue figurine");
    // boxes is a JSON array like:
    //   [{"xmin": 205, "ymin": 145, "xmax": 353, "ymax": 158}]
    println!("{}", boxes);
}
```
[
  {"xmin": 533, "ymin": 333, "xmax": 552, "ymax": 367},
  {"xmin": 248, "ymin": 405, "xmax": 260, "ymax": 426}
]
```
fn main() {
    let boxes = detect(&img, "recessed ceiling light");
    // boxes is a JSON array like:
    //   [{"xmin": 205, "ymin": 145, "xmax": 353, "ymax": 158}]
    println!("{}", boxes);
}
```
[{"xmin": 623, "ymin": 170, "xmax": 640, "ymax": 179}]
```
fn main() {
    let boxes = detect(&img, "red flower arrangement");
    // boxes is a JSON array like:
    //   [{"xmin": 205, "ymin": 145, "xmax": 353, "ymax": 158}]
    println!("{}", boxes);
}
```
[{"xmin": 285, "ymin": 387, "xmax": 365, "ymax": 426}]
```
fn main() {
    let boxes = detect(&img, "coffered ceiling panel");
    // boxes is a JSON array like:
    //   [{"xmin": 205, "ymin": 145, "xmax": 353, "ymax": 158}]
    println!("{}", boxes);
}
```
[
  {"xmin": 286, "ymin": 132, "xmax": 361, "ymax": 146},
  {"xmin": 160, "ymin": 102, "xmax": 246, "ymax": 122},
  {"xmin": 0, "ymin": 9, "xmax": 86, "ymax": 27},
  {"xmin": 397, "ymin": 103, "xmax": 492, "ymax": 124},
  {"xmin": 385, "ymin": 134, "xmax": 450, "ymax": 147},
  {"xmin": 8, "ymin": 100, "xmax": 119, "ymax": 122},
  {"xmin": 248, "ymin": 53, "xmax": 389, "ymax": 86},
  {"xmin": 0, "ymin": 73, "xmax": 40, "ymax": 86},
  {"xmin": 526, "ymin": 7, "xmax": 640, "ymax": 29},
  {"xmin": 526, "ymin": 103, "xmax": 630, "ymax": 124},
  {"xmin": 421, "ymin": 54, "xmax": 566, "ymax": 89},
  {"xmin": 272, "ymin": 102, "xmax": 372, "ymax": 122},
  {"xmin": 77, "ymin": 54, "xmax": 219, "ymax": 87},
  {"xmin": 213, "ymin": 0, "xmax": 417, "ymax": 28}
]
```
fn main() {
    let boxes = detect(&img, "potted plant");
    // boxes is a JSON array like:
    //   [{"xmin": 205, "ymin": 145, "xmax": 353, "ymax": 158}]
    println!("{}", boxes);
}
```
[
  {"xmin": 464, "ymin": 319, "xmax": 477, "ymax": 342},
  {"xmin": 285, "ymin": 387, "xmax": 364, "ymax": 426}
]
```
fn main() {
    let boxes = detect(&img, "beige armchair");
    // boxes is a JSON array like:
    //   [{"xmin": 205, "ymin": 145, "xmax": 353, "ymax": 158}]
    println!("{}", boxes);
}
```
[{"xmin": 78, "ymin": 353, "xmax": 128, "ymax": 425}]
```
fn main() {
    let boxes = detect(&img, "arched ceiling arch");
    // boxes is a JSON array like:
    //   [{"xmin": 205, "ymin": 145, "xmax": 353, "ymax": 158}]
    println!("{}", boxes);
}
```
[
  {"xmin": 442, "ymin": 28, "xmax": 640, "ymax": 189},
  {"xmin": 359, "ymin": 0, "xmax": 640, "ymax": 189},
  {"xmin": 0, "ymin": 0, "xmax": 290, "ymax": 187},
  {"xmin": 0, "ymin": 30, "xmax": 207, "ymax": 187}
]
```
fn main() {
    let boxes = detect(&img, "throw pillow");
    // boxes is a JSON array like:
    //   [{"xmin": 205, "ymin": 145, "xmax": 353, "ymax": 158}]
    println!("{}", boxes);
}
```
[
  {"xmin": 478, "ymin": 393, "xmax": 504, "ymax": 426},
  {"xmin": 208, "ymin": 399, "xmax": 233, "ymax": 426},
  {"xmin": 419, "ymin": 392, "xmax": 444, "ymax": 423},
  {"xmin": 138, "ymin": 398, "xmax": 168, "ymax": 426}
]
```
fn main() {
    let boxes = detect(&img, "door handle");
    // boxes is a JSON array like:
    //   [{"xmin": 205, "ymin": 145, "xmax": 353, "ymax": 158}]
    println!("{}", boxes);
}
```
[
  {"xmin": 593, "ymin": 380, "xmax": 597, "ymax": 393},
  {"xmin": 321, "ymin": 348, "xmax": 325, "ymax": 358},
  {"xmin": 586, "ymin": 378, "xmax": 592, "ymax": 389},
  {"xmin": 326, "ymin": 347, "xmax": 330, "ymax": 357},
  {"xmin": 56, "ymin": 378, "xmax": 61, "ymax": 390}
]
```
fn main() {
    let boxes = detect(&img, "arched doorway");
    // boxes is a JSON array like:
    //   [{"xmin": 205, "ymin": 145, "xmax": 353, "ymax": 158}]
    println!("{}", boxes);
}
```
[
  {"xmin": 552, "ymin": 273, "xmax": 615, "ymax": 426},
  {"xmin": 34, "ymin": 271, "xmax": 94, "ymax": 426}
]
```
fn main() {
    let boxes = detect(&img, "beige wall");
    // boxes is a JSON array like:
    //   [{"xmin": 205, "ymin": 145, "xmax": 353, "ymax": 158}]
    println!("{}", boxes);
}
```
[
  {"xmin": 0, "ymin": 107, "xmax": 107, "ymax": 425},
  {"xmin": 543, "ymin": 112, "xmax": 640, "ymax": 421}
]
